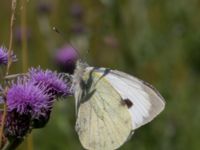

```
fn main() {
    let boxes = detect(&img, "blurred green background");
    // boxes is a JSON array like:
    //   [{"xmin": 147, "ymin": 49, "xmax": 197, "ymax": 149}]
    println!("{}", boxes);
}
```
[{"xmin": 0, "ymin": 0, "xmax": 200, "ymax": 150}]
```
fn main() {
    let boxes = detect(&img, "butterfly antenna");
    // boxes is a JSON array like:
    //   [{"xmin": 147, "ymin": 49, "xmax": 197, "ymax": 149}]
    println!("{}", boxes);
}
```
[{"xmin": 52, "ymin": 26, "xmax": 81, "ymax": 57}]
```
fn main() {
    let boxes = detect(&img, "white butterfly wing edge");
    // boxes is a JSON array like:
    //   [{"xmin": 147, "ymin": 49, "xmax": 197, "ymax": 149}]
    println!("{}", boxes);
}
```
[{"xmin": 86, "ymin": 67, "xmax": 165, "ymax": 130}]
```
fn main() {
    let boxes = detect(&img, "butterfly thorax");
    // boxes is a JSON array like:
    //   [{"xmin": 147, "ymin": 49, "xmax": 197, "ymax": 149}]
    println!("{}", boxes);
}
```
[
  {"xmin": 73, "ymin": 60, "xmax": 88, "ymax": 84},
  {"xmin": 72, "ymin": 60, "xmax": 89, "ymax": 113}
]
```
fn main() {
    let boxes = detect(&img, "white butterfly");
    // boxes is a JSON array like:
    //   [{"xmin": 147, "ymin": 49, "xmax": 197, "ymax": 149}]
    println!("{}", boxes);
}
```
[{"xmin": 72, "ymin": 60, "xmax": 165, "ymax": 150}]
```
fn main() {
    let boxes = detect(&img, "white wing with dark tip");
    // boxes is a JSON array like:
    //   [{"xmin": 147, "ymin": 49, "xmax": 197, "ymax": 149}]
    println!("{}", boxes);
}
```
[{"xmin": 93, "ymin": 68, "xmax": 165, "ymax": 130}]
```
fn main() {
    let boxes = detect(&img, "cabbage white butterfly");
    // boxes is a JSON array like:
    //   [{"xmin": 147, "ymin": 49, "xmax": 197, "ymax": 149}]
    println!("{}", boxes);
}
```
[{"xmin": 72, "ymin": 60, "xmax": 165, "ymax": 150}]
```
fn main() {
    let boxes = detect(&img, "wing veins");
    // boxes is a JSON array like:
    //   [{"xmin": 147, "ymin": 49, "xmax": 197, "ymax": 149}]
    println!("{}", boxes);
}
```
[{"xmin": 94, "ymin": 91, "xmax": 128, "ymax": 143}]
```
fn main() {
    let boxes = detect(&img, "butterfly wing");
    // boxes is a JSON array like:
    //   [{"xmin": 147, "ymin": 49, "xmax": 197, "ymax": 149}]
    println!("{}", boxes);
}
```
[
  {"xmin": 75, "ymin": 68, "xmax": 132, "ymax": 150},
  {"xmin": 89, "ymin": 67, "xmax": 165, "ymax": 130}
]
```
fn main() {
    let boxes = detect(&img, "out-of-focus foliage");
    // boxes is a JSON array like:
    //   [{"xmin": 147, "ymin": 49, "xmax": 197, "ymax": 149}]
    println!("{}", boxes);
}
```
[{"xmin": 0, "ymin": 0, "xmax": 200, "ymax": 149}]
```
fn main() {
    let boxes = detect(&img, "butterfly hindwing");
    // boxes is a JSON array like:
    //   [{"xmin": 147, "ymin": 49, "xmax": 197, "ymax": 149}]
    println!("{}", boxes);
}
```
[{"xmin": 75, "ymin": 68, "xmax": 132, "ymax": 150}]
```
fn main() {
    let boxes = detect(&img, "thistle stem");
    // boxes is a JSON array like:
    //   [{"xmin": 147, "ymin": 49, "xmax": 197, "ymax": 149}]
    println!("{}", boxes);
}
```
[
  {"xmin": 6, "ymin": 0, "xmax": 17, "ymax": 76},
  {"xmin": 0, "ymin": 0, "xmax": 17, "ymax": 147}
]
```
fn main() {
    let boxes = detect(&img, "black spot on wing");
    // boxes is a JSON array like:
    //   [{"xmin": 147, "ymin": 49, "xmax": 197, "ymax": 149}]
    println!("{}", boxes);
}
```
[{"xmin": 121, "ymin": 99, "xmax": 133, "ymax": 108}]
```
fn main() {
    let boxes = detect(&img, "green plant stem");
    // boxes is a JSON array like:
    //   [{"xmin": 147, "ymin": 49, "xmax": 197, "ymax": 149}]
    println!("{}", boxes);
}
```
[
  {"xmin": 21, "ymin": 0, "xmax": 28, "ymax": 72},
  {"xmin": 0, "ymin": 0, "xmax": 17, "ymax": 148}
]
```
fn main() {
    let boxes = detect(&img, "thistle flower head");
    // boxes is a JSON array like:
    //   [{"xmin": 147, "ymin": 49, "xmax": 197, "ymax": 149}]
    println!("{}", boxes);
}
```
[
  {"xmin": 28, "ymin": 67, "xmax": 71, "ymax": 97},
  {"xmin": 6, "ymin": 78, "xmax": 52, "ymax": 118},
  {"xmin": 0, "ymin": 46, "xmax": 17, "ymax": 65},
  {"xmin": 55, "ymin": 45, "xmax": 78, "ymax": 74}
]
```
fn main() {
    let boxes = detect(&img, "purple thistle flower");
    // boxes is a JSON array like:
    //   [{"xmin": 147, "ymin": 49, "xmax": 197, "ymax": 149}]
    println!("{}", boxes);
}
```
[
  {"xmin": 55, "ymin": 45, "xmax": 78, "ymax": 74},
  {"xmin": 0, "ymin": 46, "xmax": 17, "ymax": 65},
  {"xmin": 6, "ymin": 78, "xmax": 53, "ymax": 119},
  {"xmin": 28, "ymin": 67, "xmax": 71, "ymax": 97}
]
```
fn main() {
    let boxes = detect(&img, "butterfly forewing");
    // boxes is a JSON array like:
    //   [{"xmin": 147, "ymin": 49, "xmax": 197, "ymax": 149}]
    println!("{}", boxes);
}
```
[
  {"xmin": 88, "ymin": 67, "xmax": 165, "ymax": 130},
  {"xmin": 75, "ymin": 69, "xmax": 132, "ymax": 150}
]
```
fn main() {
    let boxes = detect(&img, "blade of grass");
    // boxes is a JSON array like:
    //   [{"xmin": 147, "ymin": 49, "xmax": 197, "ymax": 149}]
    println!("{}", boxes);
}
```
[{"xmin": 20, "ymin": 0, "xmax": 33, "ymax": 150}]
